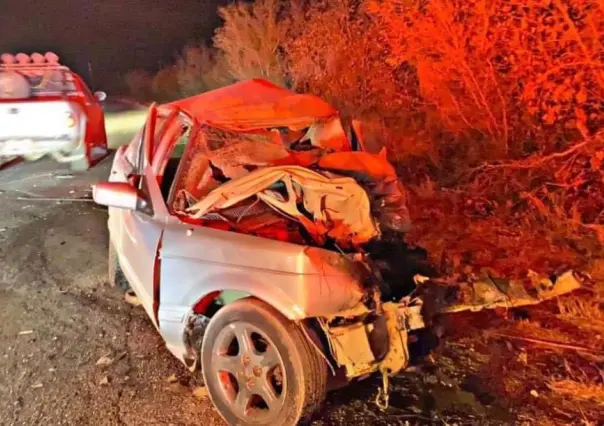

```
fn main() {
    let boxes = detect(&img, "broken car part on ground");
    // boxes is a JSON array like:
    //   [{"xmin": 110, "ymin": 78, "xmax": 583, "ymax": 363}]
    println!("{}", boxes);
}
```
[{"xmin": 93, "ymin": 79, "xmax": 583, "ymax": 426}]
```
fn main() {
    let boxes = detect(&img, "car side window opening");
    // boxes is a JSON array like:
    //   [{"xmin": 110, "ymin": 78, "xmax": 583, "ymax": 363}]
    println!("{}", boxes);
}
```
[
  {"xmin": 126, "ymin": 114, "xmax": 168, "ymax": 175},
  {"xmin": 124, "ymin": 128, "xmax": 143, "ymax": 170},
  {"xmin": 160, "ymin": 123, "xmax": 191, "ymax": 201}
]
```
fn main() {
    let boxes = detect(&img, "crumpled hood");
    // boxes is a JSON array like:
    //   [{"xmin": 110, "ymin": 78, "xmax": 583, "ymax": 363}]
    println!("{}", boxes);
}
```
[{"xmin": 168, "ymin": 79, "xmax": 337, "ymax": 131}]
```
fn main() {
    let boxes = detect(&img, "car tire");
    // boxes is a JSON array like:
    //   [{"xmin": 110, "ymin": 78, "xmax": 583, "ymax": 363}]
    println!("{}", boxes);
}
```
[
  {"xmin": 108, "ymin": 243, "xmax": 130, "ymax": 291},
  {"xmin": 201, "ymin": 298, "xmax": 327, "ymax": 426}
]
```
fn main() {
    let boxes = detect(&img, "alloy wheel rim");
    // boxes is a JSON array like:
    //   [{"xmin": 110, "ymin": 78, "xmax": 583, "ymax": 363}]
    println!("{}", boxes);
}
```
[{"xmin": 212, "ymin": 321, "xmax": 286, "ymax": 421}]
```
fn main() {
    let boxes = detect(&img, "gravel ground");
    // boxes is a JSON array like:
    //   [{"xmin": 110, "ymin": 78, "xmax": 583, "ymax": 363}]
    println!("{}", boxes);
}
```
[
  {"xmin": 0, "ymin": 158, "xmax": 225, "ymax": 426},
  {"xmin": 1, "ymin": 158, "xmax": 444, "ymax": 426},
  {"xmin": 4, "ymin": 157, "xmax": 597, "ymax": 426}
]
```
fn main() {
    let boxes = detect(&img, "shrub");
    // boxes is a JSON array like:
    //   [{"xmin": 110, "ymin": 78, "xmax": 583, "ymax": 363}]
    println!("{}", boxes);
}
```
[
  {"xmin": 366, "ymin": 0, "xmax": 604, "ymax": 161},
  {"xmin": 213, "ymin": 0, "xmax": 288, "ymax": 86},
  {"xmin": 176, "ymin": 45, "xmax": 234, "ymax": 97},
  {"xmin": 150, "ymin": 65, "xmax": 180, "ymax": 102},
  {"xmin": 124, "ymin": 69, "xmax": 153, "ymax": 101}
]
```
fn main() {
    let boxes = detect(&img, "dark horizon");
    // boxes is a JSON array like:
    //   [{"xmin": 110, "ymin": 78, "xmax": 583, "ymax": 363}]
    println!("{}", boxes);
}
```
[{"xmin": 0, "ymin": 0, "xmax": 227, "ymax": 92}]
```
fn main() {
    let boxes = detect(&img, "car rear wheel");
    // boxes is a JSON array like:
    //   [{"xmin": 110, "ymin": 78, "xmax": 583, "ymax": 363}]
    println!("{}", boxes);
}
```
[
  {"xmin": 108, "ymin": 243, "xmax": 130, "ymax": 291},
  {"xmin": 201, "ymin": 298, "xmax": 327, "ymax": 426}
]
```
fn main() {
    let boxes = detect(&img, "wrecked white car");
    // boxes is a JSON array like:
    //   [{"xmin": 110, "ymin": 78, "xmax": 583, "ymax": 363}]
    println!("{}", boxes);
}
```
[
  {"xmin": 93, "ymin": 79, "xmax": 421, "ymax": 425},
  {"xmin": 92, "ymin": 79, "xmax": 582, "ymax": 425}
]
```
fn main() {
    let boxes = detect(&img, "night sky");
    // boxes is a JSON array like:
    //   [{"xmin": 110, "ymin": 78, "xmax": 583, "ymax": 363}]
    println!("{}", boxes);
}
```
[{"xmin": 0, "ymin": 0, "xmax": 226, "ymax": 91}]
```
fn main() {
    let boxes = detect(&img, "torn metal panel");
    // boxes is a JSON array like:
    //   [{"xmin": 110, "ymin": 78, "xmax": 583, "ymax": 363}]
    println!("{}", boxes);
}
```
[
  {"xmin": 186, "ymin": 165, "xmax": 380, "ymax": 247},
  {"xmin": 199, "ymin": 127, "xmax": 292, "ymax": 177},
  {"xmin": 318, "ymin": 150, "xmax": 411, "ymax": 233},
  {"xmin": 168, "ymin": 79, "xmax": 338, "ymax": 132},
  {"xmin": 420, "ymin": 270, "xmax": 584, "ymax": 314},
  {"xmin": 378, "ymin": 302, "xmax": 410, "ymax": 375},
  {"xmin": 302, "ymin": 117, "xmax": 351, "ymax": 151},
  {"xmin": 329, "ymin": 322, "xmax": 377, "ymax": 378},
  {"xmin": 323, "ymin": 299, "xmax": 425, "ymax": 378}
]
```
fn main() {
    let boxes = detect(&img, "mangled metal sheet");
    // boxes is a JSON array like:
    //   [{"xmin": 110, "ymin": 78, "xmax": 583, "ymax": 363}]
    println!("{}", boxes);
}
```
[
  {"xmin": 186, "ymin": 165, "xmax": 380, "ymax": 247},
  {"xmin": 168, "ymin": 79, "xmax": 339, "ymax": 133},
  {"xmin": 419, "ymin": 270, "xmax": 584, "ymax": 314},
  {"xmin": 317, "ymin": 150, "xmax": 411, "ymax": 233}
]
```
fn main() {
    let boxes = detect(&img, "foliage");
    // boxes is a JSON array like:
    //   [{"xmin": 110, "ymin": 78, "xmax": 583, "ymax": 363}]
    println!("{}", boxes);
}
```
[
  {"xmin": 124, "ymin": 69, "xmax": 154, "ymax": 101},
  {"xmin": 213, "ymin": 0, "xmax": 288, "ymax": 86},
  {"xmin": 124, "ymin": 45, "xmax": 233, "ymax": 101},
  {"xmin": 367, "ymin": 0, "xmax": 603, "ymax": 159},
  {"xmin": 175, "ymin": 45, "xmax": 234, "ymax": 97},
  {"xmin": 150, "ymin": 65, "xmax": 181, "ymax": 102}
]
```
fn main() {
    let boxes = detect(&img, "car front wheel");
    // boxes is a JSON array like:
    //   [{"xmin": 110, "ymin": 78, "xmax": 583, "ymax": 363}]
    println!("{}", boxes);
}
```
[{"xmin": 201, "ymin": 298, "xmax": 327, "ymax": 426}]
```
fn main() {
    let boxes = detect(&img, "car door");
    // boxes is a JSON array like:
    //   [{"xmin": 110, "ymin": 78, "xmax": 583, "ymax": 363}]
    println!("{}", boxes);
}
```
[{"xmin": 116, "ymin": 106, "xmax": 177, "ymax": 326}]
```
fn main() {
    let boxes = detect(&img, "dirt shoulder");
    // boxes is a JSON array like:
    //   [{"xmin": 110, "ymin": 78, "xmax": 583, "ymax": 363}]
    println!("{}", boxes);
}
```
[{"xmin": 0, "ymin": 159, "xmax": 601, "ymax": 425}]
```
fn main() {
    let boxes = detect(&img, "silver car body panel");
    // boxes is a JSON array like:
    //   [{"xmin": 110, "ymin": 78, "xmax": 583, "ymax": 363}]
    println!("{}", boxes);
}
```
[{"xmin": 106, "ymin": 110, "xmax": 366, "ymax": 363}]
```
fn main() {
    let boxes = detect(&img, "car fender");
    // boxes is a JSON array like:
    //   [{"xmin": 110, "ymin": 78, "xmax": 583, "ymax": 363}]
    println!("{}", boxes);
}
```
[{"xmin": 160, "ymin": 262, "xmax": 364, "ymax": 322}]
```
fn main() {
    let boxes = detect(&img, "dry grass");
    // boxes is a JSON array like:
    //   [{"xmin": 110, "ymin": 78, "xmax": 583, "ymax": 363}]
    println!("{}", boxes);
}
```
[
  {"xmin": 511, "ymin": 320, "xmax": 577, "ymax": 344},
  {"xmin": 557, "ymin": 296, "xmax": 604, "ymax": 334},
  {"xmin": 548, "ymin": 379, "xmax": 604, "ymax": 406}
]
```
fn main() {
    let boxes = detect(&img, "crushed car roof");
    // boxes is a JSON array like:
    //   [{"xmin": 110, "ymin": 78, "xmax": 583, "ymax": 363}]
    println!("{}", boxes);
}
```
[{"xmin": 168, "ymin": 79, "xmax": 338, "ymax": 131}]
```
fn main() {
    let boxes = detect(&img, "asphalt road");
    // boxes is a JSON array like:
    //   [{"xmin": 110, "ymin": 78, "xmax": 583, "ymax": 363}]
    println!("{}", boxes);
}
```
[{"xmin": 0, "ymin": 158, "xmax": 446, "ymax": 426}]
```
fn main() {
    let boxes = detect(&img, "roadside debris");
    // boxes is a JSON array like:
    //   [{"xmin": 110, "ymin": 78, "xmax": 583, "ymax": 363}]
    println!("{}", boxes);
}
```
[
  {"xmin": 124, "ymin": 290, "xmax": 141, "ymax": 306},
  {"xmin": 99, "ymin": 376, "xmax": 110, "ymax": 386},
  {"xmin": 31, "ymin": 383, "xmax": 43, "ymax": 389},
  {"xmin": 419, "ymin": 270, "xmax": 583, "ymax": 314},
  {"xmin": 487, "ymin": 333, "xmax": 600, "ymax": 354},
  {"xmin": 0, "ymin": 156, "xmax": 23, "ymax": 171},
  {"xmin": 95, "ymin": 355, "xmax": 113, "ymax": 367},
  {"xmin": 18, "ymin": 330, "xmax": 33, "ymax": 335}
]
